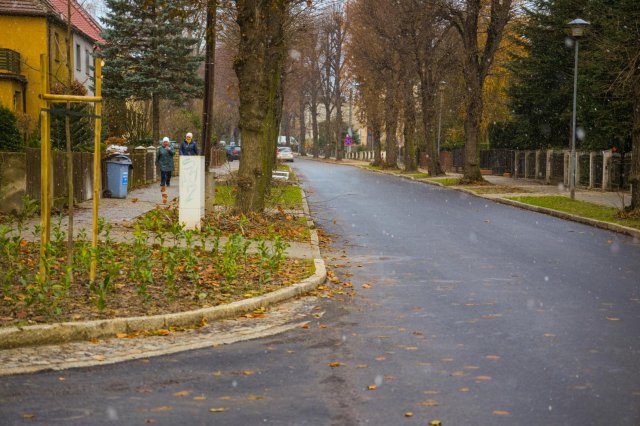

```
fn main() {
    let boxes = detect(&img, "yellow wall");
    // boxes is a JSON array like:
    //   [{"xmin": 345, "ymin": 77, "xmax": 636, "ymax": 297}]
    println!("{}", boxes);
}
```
[
  {"xmin": 48, "ymin": 21, "xmax": 73, "ymax": 88},
  {"xmin": 0, "ymin": 15, "xmax": 71, "ymax": 133},
  {"xmin": 0, "ymin": 16, "xmax": 46, "ymax": 123}
]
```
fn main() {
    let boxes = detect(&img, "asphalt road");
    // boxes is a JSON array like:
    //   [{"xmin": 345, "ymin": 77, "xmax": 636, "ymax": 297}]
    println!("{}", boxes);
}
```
[{"xmin": 1, "ymin": 158, "xmax": 639, "ymax": 425}]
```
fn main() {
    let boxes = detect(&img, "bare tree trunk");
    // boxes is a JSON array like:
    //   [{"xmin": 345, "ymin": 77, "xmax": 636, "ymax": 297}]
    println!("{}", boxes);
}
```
[
  {"xmin": 311, "ymin": 100, "xmax": 319, "ymax": 158},
  {"xmin": 384, "ymin": 78, "xmax": 399, "ymax": 168},
  {"xmin": 335, "ymin": 99, "xmax": 343, "ymax": 160},
  {"xmin": 299, "ymin": 97, "xmax": 306, "ymax": 156},
  {"xmin": 462, "ymin": 71, "xmax": 484, "ymax": 182},
  {"xmin": 201, "ymin": 0, "xmax": 217, "ymax": 168},
  {"xmin": 324, "ymin": 102, "xmax": 332, "ymax": 159},
  {"xmin": 420, "ymin": 84, "xmax": 443, "ymax": 176},
  {"xmin": 152, "ymin": 94, "xmax": 160, "ymax": 145},
  {"xmin": 372, "ymin": 126, "xmax": 382, "ymax": 166},
  {"xmin": 630, "ymin": 78, "xmax": 640, "ymax": 210},
  {"xmin": 402, "ymin": 75, "xmax": 417, "ymax": 172}
]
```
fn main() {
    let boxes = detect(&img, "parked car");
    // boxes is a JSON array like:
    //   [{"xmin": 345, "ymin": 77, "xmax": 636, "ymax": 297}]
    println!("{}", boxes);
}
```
[
  {"xmin": 277, "ymin": 146, "xmax": 294, "ymax": 162},
  {"xmin": 226, "ymin": 145, "xmax": 241, "ymax": 161}
]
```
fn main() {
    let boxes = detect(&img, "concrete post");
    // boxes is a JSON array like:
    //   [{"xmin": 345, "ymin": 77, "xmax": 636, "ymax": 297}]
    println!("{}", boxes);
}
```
[
  {"xmin": 564, "ymin": 150, "xmax": 570, "ymax": 187},
  {"xmin": 589, "ymin": 151, "xmax": 596, "ymax": 189},
  {"xmin": 546, "ymin": 150, "xmax": 553, "ymax": 184},
  {"xmin": 535, "ymin": 150, "xmax": 541, "ymax": 180},
  {"xmin": 524, "ymin": 151, "xmax": 531, "ymax": 179},
  {"xmin": 514, "ymin": 151, "xmax": 520, "ymax": 179},
  {"xmin": 179, "ymin": 156, "xmax": 205, "ymax": 230},
  {"xmin": 602, "ymin": 149, "xmax": 612, "ymax": 191},
  {"xmin": 575, "ymin": 152, "xmax": 582, "ymax": 188},
  {"xmin": 147, "ymin": 146, "xmax": 157, "ymax": 181}
]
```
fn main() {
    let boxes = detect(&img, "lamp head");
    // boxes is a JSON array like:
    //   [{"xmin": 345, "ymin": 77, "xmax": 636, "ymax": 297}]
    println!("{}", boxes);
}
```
[{"xmin": 568, "ymin": 18, "xmax": 590, "ymax": 38}]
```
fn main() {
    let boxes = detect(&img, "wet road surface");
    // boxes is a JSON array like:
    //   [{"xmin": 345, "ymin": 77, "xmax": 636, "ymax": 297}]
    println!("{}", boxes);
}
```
[{"xmin": 1, "ymin": 158, "xmax": 639, "ymax": 425}]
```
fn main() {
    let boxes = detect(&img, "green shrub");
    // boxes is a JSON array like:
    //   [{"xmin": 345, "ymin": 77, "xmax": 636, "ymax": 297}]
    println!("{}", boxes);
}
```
[{"xmin": 0, "ymin": 105, "xmax": 22, "ymax": 151}]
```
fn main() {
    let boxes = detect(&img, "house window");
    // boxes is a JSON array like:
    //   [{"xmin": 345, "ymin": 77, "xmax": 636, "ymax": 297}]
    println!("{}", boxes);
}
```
[
  {"xmin": 54, "ymin": 33, "xmax": 60, "ymax": 62},
  {"xmin": 14, "ymin": 91, "xmax": 22, "ymax": 111},
  {"xmin": 85, "ymin": 49, "xmax": 90, "ymax": 75},
  {"xmin": 76, "ymin": 44, "xmax": 81, "ymax": 71}
]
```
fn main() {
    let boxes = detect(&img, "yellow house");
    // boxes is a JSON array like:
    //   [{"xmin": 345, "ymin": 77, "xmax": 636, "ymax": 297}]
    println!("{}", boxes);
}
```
[{"xmin": 0, "ymin": 0, "xmax": 80, "ymax": 136}]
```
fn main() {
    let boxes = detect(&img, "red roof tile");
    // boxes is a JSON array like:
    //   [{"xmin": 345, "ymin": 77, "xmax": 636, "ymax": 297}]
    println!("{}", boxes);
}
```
[{"xmin": 48, "ymin": 0, "xmax": 103, "ymax": 43}]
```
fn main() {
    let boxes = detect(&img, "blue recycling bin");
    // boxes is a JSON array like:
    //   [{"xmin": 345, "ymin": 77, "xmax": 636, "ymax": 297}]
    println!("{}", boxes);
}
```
[{"xmin": 105, "ymin": 154, "xmax": 133, "ymax": 198}]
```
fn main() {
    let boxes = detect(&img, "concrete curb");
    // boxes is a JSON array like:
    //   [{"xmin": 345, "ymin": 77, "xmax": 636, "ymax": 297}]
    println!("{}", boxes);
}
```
[
  {"xmin": 488, "ymin": 196, "xmax": 640, "ymax": 239},
  {"xmin": 0, "ymin": 187, "xmax": 326, "ymax": 350},
  {"xmin": 351, "ymin": 163, "xmax": 640, "ymax": 239}
]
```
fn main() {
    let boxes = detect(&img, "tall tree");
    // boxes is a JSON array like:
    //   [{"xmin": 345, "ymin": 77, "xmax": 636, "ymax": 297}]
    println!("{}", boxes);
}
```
[
  {"xmin": 445, "ymin": 0, "xmax": 513, "ymax": 182},
  {"xmin": 408, "ymin": 0, "xmax": 454, "ymax": 176},
  {"xmin": 201, "ymin": 0, "xmax": 218, "ymax": 168},
  {"xmin": 326, "ymin": 8, "xmax": 348, "ymax": 161},
  {"xmin": 233, "ymin": 0, "xmax": 290, "ymax": 212},
  {"xmin": 100, "ymin": 0, "xmax": 203, "ymax": 144},
  {"xmin": 589, "ymin": 0, "xmax": 640, "ymax": 210}
]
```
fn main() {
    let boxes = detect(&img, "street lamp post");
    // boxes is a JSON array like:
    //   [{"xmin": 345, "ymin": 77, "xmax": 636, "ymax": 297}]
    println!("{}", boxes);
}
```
[{"xmin": 567, "ymin": 18, "xmax": 590, "ymax": 200}]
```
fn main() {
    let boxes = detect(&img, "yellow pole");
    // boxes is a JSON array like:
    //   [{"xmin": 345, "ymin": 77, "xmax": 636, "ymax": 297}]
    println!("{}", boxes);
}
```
[
  {"xmin": 39, "ymin": 54, "xmax": 51, "ymax": 268},
  {"xmin": 90, "ymin": 59, "xmax": 103, "ymax": 283},
  {"xmin": 42, "ymin": 94, "xmax": 102, "ymax": 103}
]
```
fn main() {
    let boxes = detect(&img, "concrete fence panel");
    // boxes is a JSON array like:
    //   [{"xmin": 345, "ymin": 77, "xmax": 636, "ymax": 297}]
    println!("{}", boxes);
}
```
[{"xmin": 0, "ymin": 152, "xmax": 27, "ymax": 213}]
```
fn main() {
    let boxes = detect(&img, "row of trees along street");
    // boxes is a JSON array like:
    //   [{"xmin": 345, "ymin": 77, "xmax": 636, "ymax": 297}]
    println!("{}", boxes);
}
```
[
  {"xmin": 79, "ymin": 0, "xmax": 640, "ymax": 213},
  {"xmin": 346, "ymin": 0, "xmax": 639, "ymax": 209}
]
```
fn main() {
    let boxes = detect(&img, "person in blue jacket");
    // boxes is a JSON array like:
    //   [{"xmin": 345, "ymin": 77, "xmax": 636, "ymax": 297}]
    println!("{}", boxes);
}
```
[{"xmin": 180, "ymin": 132, "xmax": 199, "ymax": 156}]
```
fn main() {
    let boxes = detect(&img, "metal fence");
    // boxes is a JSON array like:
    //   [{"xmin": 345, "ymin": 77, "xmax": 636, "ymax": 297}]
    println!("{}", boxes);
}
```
[
  {"xmin": 610, "ymin": 152, "xmax": 632, "ymax": 190},
  {"xmin": 480, "ymin": 149, "xmax": 513, "ymax": 175},
  {"xmin": 453, "ymin": 148, "xmax": 631, "ymax": 191}
]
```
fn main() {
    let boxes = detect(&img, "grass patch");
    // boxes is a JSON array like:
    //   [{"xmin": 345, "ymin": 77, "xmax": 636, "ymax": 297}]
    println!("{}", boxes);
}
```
[
  {"xmin": 405, "ymin": 172, "xmax": 430, "ymax": 179},
  {"xmin": 427, "ymin": 177, "xmax": 461, "ymax": 186},
  {"xmin": 471, "ymin": 186, "xmax": 532, "ymax": 194},
  {"xmin": 215, "ymin": 185, "xmax": 235, "ymax": 206},
  {"xmin": 268, "ymin": 185, "xmax": 303, "ymax": 209},
  {"xmin": 215, "ymin": 184, "xmax": 303, "ymax": 210},
  {"xmin": 506, "ymin": 196, "xmax": 640, "ymax": 230}
]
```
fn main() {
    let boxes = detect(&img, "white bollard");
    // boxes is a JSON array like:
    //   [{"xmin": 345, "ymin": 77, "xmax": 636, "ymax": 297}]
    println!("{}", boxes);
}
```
[{"xmin": 179, "ymin": 156, "xmax": 205, "ymax": 230}]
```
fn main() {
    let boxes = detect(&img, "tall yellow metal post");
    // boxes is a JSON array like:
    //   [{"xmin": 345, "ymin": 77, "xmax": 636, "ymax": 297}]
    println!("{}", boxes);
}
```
[
  {"xmin": 90, "ymin": 59, "xmax": 103, "ymax": 283},
  {"xmin": 39, "ymin": 54, "xmax": 51, "ymax": 268}
]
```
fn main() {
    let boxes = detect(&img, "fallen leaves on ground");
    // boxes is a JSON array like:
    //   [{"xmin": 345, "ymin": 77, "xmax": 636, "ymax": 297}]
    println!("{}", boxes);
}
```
[
  {"xmin": 0, "ymin": 239, "xmax": 314, "ymax": 326},
  {"xmin": 418, "ymin": 400, "xmax": 440, "ymax": 407}
]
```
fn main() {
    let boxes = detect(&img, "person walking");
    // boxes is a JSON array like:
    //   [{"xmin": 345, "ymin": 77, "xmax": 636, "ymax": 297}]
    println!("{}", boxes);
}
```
[
  {"xmin": 156, "ymin": 137, "xmax": 175, "ymax": 187},
  {"xmin": 180, "ymin": 132, "xmax": 199, "ymax": 156}
]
